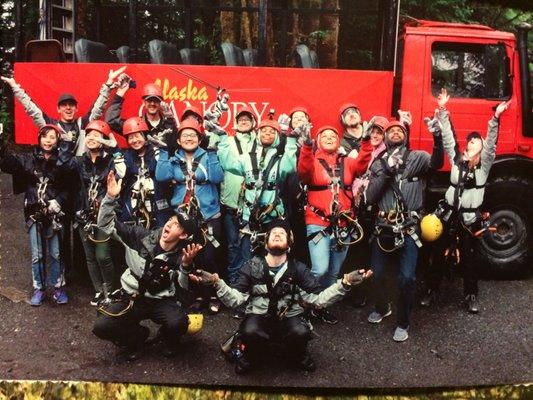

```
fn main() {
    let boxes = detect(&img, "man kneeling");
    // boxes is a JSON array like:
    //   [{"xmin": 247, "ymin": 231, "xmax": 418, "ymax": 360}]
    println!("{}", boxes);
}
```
[
  {"xmin": 93, "ymin": 171, "xmax": 203, "ymax": 360},
  {"xmin": 190, "ymin": 219, "xmax": 372, "ymax": 374}
]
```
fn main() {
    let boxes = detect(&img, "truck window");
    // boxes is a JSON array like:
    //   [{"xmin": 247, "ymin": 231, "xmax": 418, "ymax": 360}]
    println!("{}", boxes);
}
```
[{"xmin": 431, "ymin": 42, "xmax": 510, "ymax": 99}]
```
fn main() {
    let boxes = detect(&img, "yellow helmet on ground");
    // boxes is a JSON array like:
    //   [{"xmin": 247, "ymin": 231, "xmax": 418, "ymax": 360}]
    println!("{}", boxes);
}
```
[
  {"xmin": 420, "ymin": 214, "xmax": 443, "ymax": 242},
  {"xmin": 187, "ymin": 313, "xmax": 204, "ymax": 335}
]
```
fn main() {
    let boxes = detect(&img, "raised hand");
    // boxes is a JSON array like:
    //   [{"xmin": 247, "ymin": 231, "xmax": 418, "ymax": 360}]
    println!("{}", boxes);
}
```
[
  {"xmin": 106, "ymin": 66, "xmax": 127, "ymax": 86},
  {"xmin": 343, "ymin": 269, "xmax": 373, "ymax": 286},
  {"xmin": 106, "ymin": 170, "xmax": 122, "ymax": 198},
  {"xmin": 494, "ymin": 100, "xmax": 509, "ymax": 119},
  {"xmin": 398, "ymin": 110, "xmax": 412, "ymax": 127},
  {"xmin": 387, "ymin": 148, "xmax": 403, "ymax": 169},
  {"xmin": 424, "ymin": 116, "xmax": 442, "ymax": 137},
  {"xmin": 181, "ymin": 243, "xmax": 203, "ymax": 269},
  {"xmin": 437, "ymin": 88, "xmax": 449, "ymax": 108},
  {"xmin": 203, "ymin": 119, "xmax": 226, "ymax": 136},
  {"xmin": 95, "ymin": 132, "xmax": 118, "ymax": 149},
  {"xmin": 160, "ymin": 101, "xmax": 174, "ymax": 119},
  {"xmin": 0, "ymin": 76, "xmax": 17, "ymax": 88},
  {"xmin": 277, "ymin": 113, "xmax": 291, "ymax": 135}
]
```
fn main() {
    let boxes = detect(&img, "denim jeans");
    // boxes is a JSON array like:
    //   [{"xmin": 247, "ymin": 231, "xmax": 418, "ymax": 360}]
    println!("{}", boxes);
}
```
[
  {"xmin": 370, "ymin": 235, "xmax": 418, "ymax": 329},
  {"xmin": 307, "ymin": 224, "xmax": 349, "ymax": 288},
  {"xmin": 29, "ymin": 223, "xmax": 62, "ymax": 289},
  {"xmin": 79, "ymin": 227, "xmax": 115, "ymax": 295},
  {"xmin": 223, "ymin": 208, "xmax": 246, "ymax": 285}
]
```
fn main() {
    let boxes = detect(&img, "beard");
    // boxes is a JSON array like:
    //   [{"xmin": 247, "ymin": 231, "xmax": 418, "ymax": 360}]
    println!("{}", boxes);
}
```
[{"xmin": 267, "ymin": 243, "xmax": 289, "ymax": 256}]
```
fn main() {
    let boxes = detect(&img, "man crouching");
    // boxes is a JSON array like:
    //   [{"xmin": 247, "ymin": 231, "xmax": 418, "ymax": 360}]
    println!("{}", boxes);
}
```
[
  {"xmin": 92, "ymin": 170, "xmax": 203, "ymax": 360},
  {"xmin": 190, "ymin": 219, "xmax": 372, "ymax": 374}
]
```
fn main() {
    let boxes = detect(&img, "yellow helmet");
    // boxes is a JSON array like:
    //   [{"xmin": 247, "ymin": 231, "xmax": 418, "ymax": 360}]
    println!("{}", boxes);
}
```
[
  {"xmin": 187, "ymin": 313, "xmax": 204, "ymax": 335},
  {"xmin": 420, "ymin": 214, "xmax": 443, "ymax": 242}
]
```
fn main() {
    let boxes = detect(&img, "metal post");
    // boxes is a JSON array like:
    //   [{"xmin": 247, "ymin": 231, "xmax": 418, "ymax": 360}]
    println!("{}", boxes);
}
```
[
  {"xmin": 257, "ymin": 0, "xmax": 268, "ymax": 66},
  {"xmin": 129, "ymin": 0, "xmax": 138, "ymax": 61}
]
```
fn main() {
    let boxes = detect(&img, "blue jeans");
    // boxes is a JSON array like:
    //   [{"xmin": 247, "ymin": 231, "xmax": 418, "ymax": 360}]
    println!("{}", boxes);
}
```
[
  {"xmin": 29, "ymin": 223, "xmax": 62, "ymax": 289},
  {"xmin": 370, "ymin": 235, "xmax": 418, "ymax": 329},
  {"xmin": 307, "ymin": 224, "xmax": 349, "ymax": 288},
  {"xmin": 224, "ymin": 208, "xmax": 246, "ymax": 285}
]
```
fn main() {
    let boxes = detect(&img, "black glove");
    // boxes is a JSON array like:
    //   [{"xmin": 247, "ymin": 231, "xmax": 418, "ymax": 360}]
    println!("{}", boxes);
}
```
[
  {"xmin": 424, "ymin": 116, "xmax": 442, "ymax": 137},
  {"xmin": 343, "ymin": 269, "xmax": 369, "ymax": 286},
  {"xmin": 192, "ymin": 269, "xmax": 219, "ymax": 286}
]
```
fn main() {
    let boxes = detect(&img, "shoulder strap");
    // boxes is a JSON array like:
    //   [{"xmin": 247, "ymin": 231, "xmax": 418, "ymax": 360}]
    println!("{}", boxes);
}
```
[{"xmin": 234, "ymin": 136, "xmax": 243, "ymax": 155}]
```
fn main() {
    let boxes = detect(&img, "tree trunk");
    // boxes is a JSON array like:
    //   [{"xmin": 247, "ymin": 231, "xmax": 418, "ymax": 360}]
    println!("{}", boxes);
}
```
[
  {"xmin": 319, "ymin": 0, "xmax": 339, "ymax": 68},
  {"xmin": 240, "ymin": 0, "xmax": 252, "ymax": 48},
  {"xmin": 220, "ymin": 0, "xmax": 235, "ymax": 43}
]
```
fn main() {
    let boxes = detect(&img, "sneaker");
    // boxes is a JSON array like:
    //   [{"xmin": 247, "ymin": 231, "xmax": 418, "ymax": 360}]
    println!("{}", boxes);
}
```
[
  {"xmin": 465, "ymin": 294, "xmax": 479, "ymax": 314},
  {"xmin": 419, "ymin": 289, "xmax": 435, "ymax": 307},
  {"xmin": 311, "ymin": 308, "xmax": 338, "ymax": 325},
  {"xmin": 90, "ymin": 292, "xmax": 103, "ymax": 306},
  {"xmin": 53, "ymin": 288, "xmax": 69, "ymax": 305},
  {"xmin": 232, "ymin": 305, "xmax": 246, "ymax": 319},
  {"xmin": 367, "ymin": 303, "xmax": 392, "ymax": 323},
  {"xmin": 30, "ymin": 289, "xmax": 45, "ymax": 306},
  {"xmin": 393, "ymin": 326, "xmax": 409, "ymax": 342}
]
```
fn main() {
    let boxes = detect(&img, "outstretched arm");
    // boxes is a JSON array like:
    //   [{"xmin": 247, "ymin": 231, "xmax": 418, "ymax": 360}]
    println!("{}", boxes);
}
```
[{"xmin": 1, "ymin": 76, "xmax": 48, "ymax": 127}]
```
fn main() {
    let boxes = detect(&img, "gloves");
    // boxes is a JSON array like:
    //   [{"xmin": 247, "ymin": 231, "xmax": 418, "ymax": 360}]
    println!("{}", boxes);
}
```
[
  {"xmin": 398, "ymin": 110, "xmax": 412, "ymax": 127},
  {"xmin": 115, "ymin": 73, "xmax": 132, "ymax": 90},
  {"xmin": 293, "ymin": 122, "xmax": 313, "ymax": 144},
  {"xmin": 192, "ymin": 269, "xmax": 220, "ymax": 286},
  {"xmin": 113, "ymin": 152, "xmax": 127, "ymax": 179},
  {"xmin": 387, "ymin": 148, "xmax": 403, "ymax": 169},
  {"xmin": 361, "ymin": 118, "xmax": 374, "ymax": 140},
  {"xmin": 424, "ymin": 116, "xmax": 442, "ymax": 137},
  {"xmin": 203, "ymin": 119, "xmax": 227, "ymax": 136},
  {"xmin": 160, "ymin": 101, "xmax": 174, "ymax": 119},
  {"xmin": 48, "ymin": 199, "xmax": 61, "ymax": 214},
  {"xmin": 342, "ymin": 269, "xmax": 371, "ymax": 286},
  {"xmin": 147, "ymin": 128, "xmax": 171, "ymax": 149},
  {"xmin": 277, "ymin": 114, "xmax": 291, "ymax": 136},
  {"xmin": 205, "ymin": 92, "xmax": 230, "ymax": 122},
  {"xmin": 95, "ymin": 133, "xmax": 118, "ymax": 149}
]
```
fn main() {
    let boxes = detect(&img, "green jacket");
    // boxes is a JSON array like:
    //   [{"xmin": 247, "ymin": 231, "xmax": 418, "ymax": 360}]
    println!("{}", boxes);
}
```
[{"xmin": 217, "ymin": 133, "xmax": 298, "ymax": 226}]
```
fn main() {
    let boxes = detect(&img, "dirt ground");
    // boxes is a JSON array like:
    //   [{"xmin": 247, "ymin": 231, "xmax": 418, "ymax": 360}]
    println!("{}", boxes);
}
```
[{"xmin": 0, "ymin": 173, "xmax": 531, "ymax": 389}]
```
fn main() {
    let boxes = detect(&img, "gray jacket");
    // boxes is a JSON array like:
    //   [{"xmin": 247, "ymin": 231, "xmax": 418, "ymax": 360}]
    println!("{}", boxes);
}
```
[
  {"xmin": 437, "ymin": 109, "xmax": 499, "ymax": 225},
  {"xmin": 97, "ymin": 194, "xmax": 190, "ymax": 299},
  {"xmin": 215, "ymin": 256, "xmax": 351, "ymax": 318},
  {"xmin": 365, "ymin": 137, "xmax": 444, "ymax": 213},
  {"xmin": 12, "ymin": 83, "xmax": 112, "ymax": 156}
]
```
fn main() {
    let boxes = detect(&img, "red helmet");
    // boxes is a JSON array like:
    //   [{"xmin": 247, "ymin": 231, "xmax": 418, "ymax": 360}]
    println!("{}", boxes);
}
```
[
  {"xmin": 123, "ymin": 117, "xmax": 149, "ymax": 136},
  {"xmin": 314, "ymin": 125, "xmax": 340, "ymax": 140},
  {"xmin": 85, "ymin": 120, "xmax": 111, "ymax": 137},
  {"xmin": 384, "ymin": 120, "xmax": 407, "ymax": 134},
  {"xmin": 142, "ymin": 83, "xmax": 163, "ymax": 100},
  {"xmin": 288, "ymin": 106, "xmax": 309, "ymax": 119},
  {"xmin": 258, "ymin": 118, "xmax": 280, "ymax": 132},
  {"xmin": 339, "ymin": 103, "xmax": 360, "ymax": 116},
  {"xmin": 372, "ymin": 116, "xmax": 389, "ymax": 132},
  {"xmin": 235, "ymin": 105, "xmax": 257, "ymax": 125},
  {"xmin": 181, "ymin": 105, "xmax": 203, "ymax": 123},
  {"xmin": 178, "ymin": 118, "xmax": 204, "ymax": 138},
  {"xmin": 38, "ymin": 124, "xmax": 62, "ymax": 139}
]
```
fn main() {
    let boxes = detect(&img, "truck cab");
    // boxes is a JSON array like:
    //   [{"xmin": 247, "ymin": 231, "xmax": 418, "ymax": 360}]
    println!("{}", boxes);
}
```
[{"xmin": 397, "ymin": 20, "xmax": 532, "ymax": 277}]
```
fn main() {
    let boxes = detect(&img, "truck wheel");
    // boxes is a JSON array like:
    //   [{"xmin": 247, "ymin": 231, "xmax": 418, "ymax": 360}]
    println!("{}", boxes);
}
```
[{"xmin": 480, "ymin": 176, "xmax": 532, "ymax": 279}]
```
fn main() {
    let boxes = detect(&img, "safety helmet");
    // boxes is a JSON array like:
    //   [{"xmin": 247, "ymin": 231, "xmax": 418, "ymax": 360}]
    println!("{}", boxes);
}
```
[
  {"xmin": 142, "ymin": 83, "xmax": 163, "ymax": 101},
  {"xmin": 384, "ymin": 120, "xmax": 407, "ymax": 134},
  {"xmin": 177, "ymin": 118, "xmax": 204, "ymax": 138},
  {"xmin": 85, "ymin": 120, "xmax": 111, "ymax": 137},
  {"xmin": 257, "ymin": 118, "xmax": 280, "ymax": 132},
  {"xmin": 235, "ymin": 105, "xmax": 257, "ymax": 126},
  {"xmin": 186, "ymin": 313, "xmax": 204, "ymax": 335},
  {"xmin": 123, "ymin": 117, "xmax": 149, "ymax": 136},
  {"xmin": 288, "ymin": 106, "xmax": 309, "ymax": 119},
  {"xmin": 181, "ymin": 105, "xmax": 203, "ymax": 123},
  {"xmin": 420, "ymin": 214, "xmax": 443, "ymax": 242},
  {"xmin": 339, "ymin": 103, "xmax": 361, "ymax": 126},
  {"xmin": 371, "ymin": 116, "xmax": 389, "ymax": 132},
  {"xmin": 38, "ymin": 124, "xmax": 62, "ymax": 140},
  {"xmin": 265, "ymin": 218, "xmax": 294, "ymax": 247}
]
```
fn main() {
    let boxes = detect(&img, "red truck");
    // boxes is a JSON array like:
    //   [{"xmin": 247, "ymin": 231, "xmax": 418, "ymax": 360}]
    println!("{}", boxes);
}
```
[{"xmin": 11, "ymin": 19, "xmax": 532, "ymax": 278}]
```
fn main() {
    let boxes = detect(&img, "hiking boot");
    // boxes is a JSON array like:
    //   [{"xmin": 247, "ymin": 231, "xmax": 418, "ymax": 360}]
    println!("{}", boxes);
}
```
[
  {"xmin": 419, "ymin": 289, "xmax": 435, "ymax": 307},
  {"xmin": 53, "ymin": 288, "xmax": 69, "ymax": 305},
  {"xmin": 30, "ymin": 289, "xmax": 45, "ymax": 306},
  {"xmin": 90, "ymin": 292, "xmax": 103, "ymax": 306},
  {"xmin": 393, "ymin": 326, "xmax": 409, "ymax": 342},
  {"xmin": 311, "ymin": 308, "xmax": 338, "ymax": 325},
  {"xmin": 465, "ymin": 294, "xmax": 479, "ymax": 314},
  {"xmin": 367, "ymin": 303, "xmax": 392, "ymax": 323},
  {"xmin": 234, "ymin": 355, "xmax": 252, "ymax": 375}
]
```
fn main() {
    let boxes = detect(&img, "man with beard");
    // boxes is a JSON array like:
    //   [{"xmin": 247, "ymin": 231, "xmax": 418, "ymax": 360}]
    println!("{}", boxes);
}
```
[
  {"xmin": 365, "ymin": 114, "xmax": 444, "ymax": 342},
  {"xmin": 189, "ymin": 219, "xmax": 373, "ymax": 374},
  {"xmin": 419, "ymin": 89, "xmax": 509, "ymax": 313},
  {"xmin": 93, "ymin": 170, "xmax": 204, "ymax": 360},
  {"xmin": 339, "ymin": 103, "xmax": 364, "ymax": 157}
]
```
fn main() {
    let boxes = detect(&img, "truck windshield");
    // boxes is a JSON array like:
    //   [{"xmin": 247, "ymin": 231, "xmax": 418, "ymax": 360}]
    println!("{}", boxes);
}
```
[{"xmin": 431, "ymin": 42, "xmax": 510, "ymax": 99}]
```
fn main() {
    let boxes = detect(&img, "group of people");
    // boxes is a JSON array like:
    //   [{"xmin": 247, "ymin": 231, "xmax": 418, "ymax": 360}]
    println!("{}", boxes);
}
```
[{"xmin": 1, "ymin": 67, "xmax": 508, "ymax": 374}]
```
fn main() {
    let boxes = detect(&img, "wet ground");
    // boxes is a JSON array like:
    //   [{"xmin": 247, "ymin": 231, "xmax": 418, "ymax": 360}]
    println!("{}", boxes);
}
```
[{"xmin": 0, "ymin": 173, "xmax": 531, "ymax": 389}]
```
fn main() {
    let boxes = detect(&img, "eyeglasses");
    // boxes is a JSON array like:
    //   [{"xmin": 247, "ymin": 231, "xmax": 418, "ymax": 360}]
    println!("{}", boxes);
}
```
[{"xmin": 181, "ymin": 133, "xmax": 198, "ymax": 139}]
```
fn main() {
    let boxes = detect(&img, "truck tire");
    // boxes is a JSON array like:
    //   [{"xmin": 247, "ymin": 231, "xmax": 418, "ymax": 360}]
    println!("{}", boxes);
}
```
[{"xmin": 480, "ymin": 176, "xmax": 532, "ymax": 279}]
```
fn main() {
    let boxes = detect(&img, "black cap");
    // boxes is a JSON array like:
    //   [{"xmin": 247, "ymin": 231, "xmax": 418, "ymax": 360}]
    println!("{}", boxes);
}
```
[
  {"xmin": 466, "ymin": 131, "xmax": 482, "ymax": 142},
  {"xmin": 57, "ymin": 93, "xmax": 78, "ymax": 106},
  {"xmin": 176, "ymin": 211, "xmax": 204, "ymax": 244}
]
